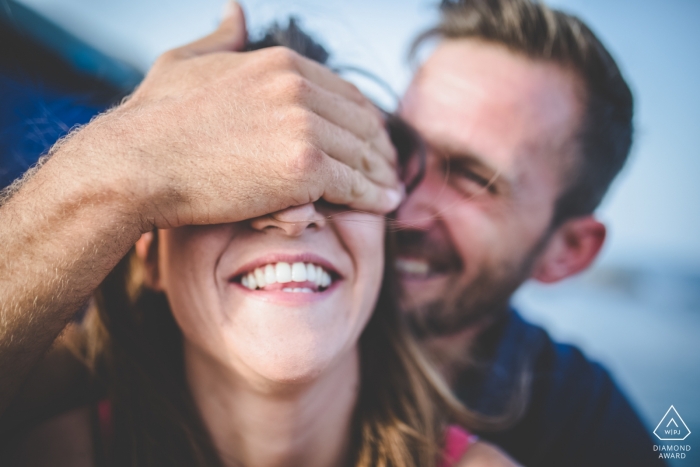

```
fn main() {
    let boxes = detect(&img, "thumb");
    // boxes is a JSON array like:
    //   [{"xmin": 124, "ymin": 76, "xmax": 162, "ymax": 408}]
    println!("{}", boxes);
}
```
[{"xmin": 179, "ymin": 1, "xmax": 247, "ymax": 57}]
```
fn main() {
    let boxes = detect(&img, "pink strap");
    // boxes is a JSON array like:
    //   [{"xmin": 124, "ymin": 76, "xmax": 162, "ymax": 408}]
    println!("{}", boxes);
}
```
[
  {"xmin": 438, "ymin": 425, "xmax": 475, "ymax": 467},
  {"xmin": 97, "ymin": 399, "xmax": 113, "ymax": 446}
]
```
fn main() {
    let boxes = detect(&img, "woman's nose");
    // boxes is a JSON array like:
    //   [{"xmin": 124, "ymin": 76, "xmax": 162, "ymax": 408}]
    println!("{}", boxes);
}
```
[{"xmin": 250, "ymin": 203, "xmax": 327, "ymax": 236}]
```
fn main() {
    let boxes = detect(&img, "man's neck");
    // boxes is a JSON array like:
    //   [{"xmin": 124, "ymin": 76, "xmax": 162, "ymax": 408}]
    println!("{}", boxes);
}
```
[
  {"xmin": 184, "ymin": 344, "xmax": 360, "ymax": 467},
  {"xmin": 420, "ymin": 316, "xmax": 496, "ymax": 387}
]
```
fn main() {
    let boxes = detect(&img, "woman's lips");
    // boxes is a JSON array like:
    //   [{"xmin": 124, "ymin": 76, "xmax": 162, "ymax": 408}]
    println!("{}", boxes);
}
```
[
  {"xmin": 231, "ymin": 274, "xmax": 341, "ymax": 303},
  {"xmin": 239, "ymin": 262, "xmax": 332, "ymax": 292},
  {"xmin": 230, "ymin": 254, "xmax": 339, "ymax": 294}
]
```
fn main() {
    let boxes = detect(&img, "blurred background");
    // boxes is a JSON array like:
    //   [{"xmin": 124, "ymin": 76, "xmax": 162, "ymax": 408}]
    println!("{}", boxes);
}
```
[{"xmin": 2, "ymin": 0, "xmax": 698, "ymax": 464}]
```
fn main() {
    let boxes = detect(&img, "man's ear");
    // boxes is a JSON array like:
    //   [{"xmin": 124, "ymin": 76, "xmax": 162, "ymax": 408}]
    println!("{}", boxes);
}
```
[
  {"xmin": 135, "ymin": 231, "xmax": 162, "ymax": 290},
  {"xmin": 531, "ymin": 216, "xmax": 606, "ymax": 284}
]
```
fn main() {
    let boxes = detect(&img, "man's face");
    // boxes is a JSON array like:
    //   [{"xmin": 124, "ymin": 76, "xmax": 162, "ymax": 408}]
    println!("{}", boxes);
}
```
[{"xmin": 397, "ymin": 39, "xmax": 584, "ymax": 337}]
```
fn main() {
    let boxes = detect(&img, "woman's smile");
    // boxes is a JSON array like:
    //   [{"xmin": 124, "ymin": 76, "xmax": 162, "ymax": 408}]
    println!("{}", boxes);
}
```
[
  {"xmin": 154, "ymin": 203, "xmax": 385, "ymax": 384},
  {"xmin": 230, "ymin": 253, "xmax": 341, "ymax": 303}
]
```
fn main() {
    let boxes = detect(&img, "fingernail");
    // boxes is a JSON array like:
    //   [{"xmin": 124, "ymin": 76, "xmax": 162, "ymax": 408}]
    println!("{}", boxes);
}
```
[
  {"xmin": 385, "ymin": 188, "xmax": 403, "ymax": 210},
  {"xmin": 221, "ymin": 0, "xmax": 238, "ymax": 22}
]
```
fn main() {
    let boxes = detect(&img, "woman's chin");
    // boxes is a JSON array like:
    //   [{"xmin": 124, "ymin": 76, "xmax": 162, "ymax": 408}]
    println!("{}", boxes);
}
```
[
  {"xmin": 256, "ymin": 360, "xmax": 330, "ymax": 387},
  {"xmin": 208, "ymin": 316, "xmax": 354, "ymax": 389},
  {"xmin": 227, "ymin": 343, "xmax": 342, "ymax": 389},
  {"xmin": 179, "ymin": 283, "xmax": 367, "ymax": 390}
]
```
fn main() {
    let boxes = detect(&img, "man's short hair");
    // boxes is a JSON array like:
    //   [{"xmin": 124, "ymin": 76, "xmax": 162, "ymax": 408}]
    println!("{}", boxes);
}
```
[{"xmin": 412, "ymin": 0, "xmax": 634, "ymax": 225}]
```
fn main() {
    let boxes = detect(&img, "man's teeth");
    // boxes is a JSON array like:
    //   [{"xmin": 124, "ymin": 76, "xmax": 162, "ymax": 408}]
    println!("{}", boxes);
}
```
[
  {"xmin": 395, "ymin": 258, "xmax": 430, "ymax": 276},
  {"xmin": 240, "ymin": 262, "xmax": 332, "ymax": 291}
]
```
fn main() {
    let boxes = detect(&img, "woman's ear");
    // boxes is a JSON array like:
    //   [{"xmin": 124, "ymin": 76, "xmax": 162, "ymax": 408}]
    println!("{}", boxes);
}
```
[
  {"xmin": 135, "ymin": 231, "xmax": 162, "ymax": 290},
  {"xmin": 530, "ymin": 216, "xmax": 606, "ymax": 284}
]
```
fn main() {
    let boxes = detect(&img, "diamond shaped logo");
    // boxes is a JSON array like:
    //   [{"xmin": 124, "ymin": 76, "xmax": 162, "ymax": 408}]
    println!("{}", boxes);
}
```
[{"xmin": 654, "ymin": 406, "xmax": 691, "ymax": 441}]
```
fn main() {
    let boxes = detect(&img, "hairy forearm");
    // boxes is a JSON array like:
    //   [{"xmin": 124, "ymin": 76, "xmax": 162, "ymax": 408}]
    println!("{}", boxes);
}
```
[
  {"xmin": 0, "ymin": 8, "xmax": 403, "ymax": 417},
  {"xmin": 0, "ymin": 123, "xmax": 142, "ymax": 415}
]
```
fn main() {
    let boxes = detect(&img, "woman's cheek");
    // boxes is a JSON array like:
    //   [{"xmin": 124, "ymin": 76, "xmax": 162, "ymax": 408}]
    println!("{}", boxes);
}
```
[
  {"xmin": 157, "ymin": 226, "xmax": 235, "ymax": 347},
  {"xmin": 340, "ymin": 212, "xmax": 386, "ymax": 298}
]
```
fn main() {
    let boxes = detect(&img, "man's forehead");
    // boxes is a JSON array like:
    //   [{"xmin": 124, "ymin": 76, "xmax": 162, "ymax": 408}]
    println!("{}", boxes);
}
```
[{"xmin": 401, "ymin": 39, "xmax": 583, "ymax": 186}]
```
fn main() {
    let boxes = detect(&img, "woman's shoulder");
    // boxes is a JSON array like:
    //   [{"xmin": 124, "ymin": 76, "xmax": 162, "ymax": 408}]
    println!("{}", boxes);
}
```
[{"xmin": 8, "ymin": 405, "xmax": 94, "ymax": 467}]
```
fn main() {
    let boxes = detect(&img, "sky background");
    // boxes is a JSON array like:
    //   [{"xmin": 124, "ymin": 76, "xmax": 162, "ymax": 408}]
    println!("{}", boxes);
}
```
[{"xmin": 11, "ymin": 0, "xmax": 700, "ymax": 463}]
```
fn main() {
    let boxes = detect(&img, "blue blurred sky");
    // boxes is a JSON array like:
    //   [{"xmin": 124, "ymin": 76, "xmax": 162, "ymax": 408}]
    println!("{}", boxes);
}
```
[{"xmin": 16, "ymin": 0, "xmax": 700, "ymax": 274}]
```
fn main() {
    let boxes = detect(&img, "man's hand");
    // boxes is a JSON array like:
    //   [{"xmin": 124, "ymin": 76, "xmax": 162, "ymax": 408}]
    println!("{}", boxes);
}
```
[
  {"xmin": 0, "ymin": 1, "xmax": 400, "ymax": 418},
  {"xmin": 64, "ymin": 2, "xmax": 401, "ymax": 231}
]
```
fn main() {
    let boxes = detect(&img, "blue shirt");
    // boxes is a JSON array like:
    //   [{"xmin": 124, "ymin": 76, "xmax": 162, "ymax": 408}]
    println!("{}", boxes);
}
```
[
  {"xmin": 457, "ymin": 309, "xmax": 666, "ymax": 466},
  {"xmin": 0, "ymin": 72, "xmax": 105, "ymax": 188}
]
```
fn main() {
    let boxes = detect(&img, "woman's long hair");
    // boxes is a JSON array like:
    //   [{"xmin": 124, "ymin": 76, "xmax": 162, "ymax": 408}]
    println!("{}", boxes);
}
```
[
  {"xmin": 85, "ymin": 228, "xmax": 484, "ymax": 467},
  {"xmin": 79, "ymin": 18, "xmax": 487, "ymax": 467}
]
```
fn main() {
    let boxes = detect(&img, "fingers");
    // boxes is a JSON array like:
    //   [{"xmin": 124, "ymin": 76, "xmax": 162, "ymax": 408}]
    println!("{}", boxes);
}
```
[
  {"xmin": 276, "ymin": 53, "xmax": 397, "ymax": 170},
  {"xmin": 303, "ymin": 80, "xmax": 397, "ymax": 169},
  {"xmin": 291, "ymin": 53, "xmax": 379, "ymax": 112},
  {"xmin": 174, "ymin": 1, "xmax": 247, "ymax": 58},
  {"xmin": 321, "ymin": 156, "xmax": 403, "ymax": 214},
  {"xmin": 304, "ymin": 111, "xmax": 398, "ymax": 190}
]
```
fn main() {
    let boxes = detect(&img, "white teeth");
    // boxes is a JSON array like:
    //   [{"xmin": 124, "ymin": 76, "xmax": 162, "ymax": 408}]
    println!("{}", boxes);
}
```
[
  {"xmin": 315, "ymin": 265, "xmax": 323, "ymax": 287},
  {"xmin": 306, "ymin": 263, "xmax": 316, "ymax": 282},
  {"xmin": 247, "ymin": 273, "xmax": 257, "ymax": 289},
  {"xmin": 395, "ymin": 258, "xmax": 430, "ymax": 275},
  {"xmin": 254, "ymin": 267, "xmax": 266, "ymax": 288},
  {"xmin": 291, "ymin": 262, "xmax": 307, "ymax": 282},
  {"xmin": 282, "ymin": 287, "xmax": 314, "ymax": 293},
  {"xmin": 320, "ymin": 270, "xmax": 331, "ymax": 288},
  {"xmin": 240, "ymin": 262, "xmax": 334, "ymax": 290},
  {"xmin": 264, "ymin": 264, "xmax": 277, "ymax": 285},
  {"xmin": 275, "ymin": 262, "xmax": 292, "ymax": 283}
]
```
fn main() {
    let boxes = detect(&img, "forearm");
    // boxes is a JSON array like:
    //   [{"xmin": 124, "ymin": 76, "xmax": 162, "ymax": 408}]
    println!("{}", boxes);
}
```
[
  {"xmin": 0, "ymin": 7, "xmax": 403, "ymax": 417},
  {"xmin": 0, "ymin": 123, "xmax": 142, "ymax": 415}
]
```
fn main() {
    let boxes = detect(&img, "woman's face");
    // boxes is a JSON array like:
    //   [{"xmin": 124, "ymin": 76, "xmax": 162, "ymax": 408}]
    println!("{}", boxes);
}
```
[{"xmin": 147, "ymin": 203, "xmax": 385, "ymax": 384}]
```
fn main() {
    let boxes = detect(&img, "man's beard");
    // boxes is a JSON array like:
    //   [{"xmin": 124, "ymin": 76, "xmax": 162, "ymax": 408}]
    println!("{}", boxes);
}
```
[{"xmin": 400, "ymin": 235, "xmax": 549, "ymax": 340}]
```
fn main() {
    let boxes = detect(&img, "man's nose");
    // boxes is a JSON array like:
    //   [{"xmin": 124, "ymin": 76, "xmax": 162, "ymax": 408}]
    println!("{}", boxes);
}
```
[
  {"xmin": 250, "ymin": 203, "xmax": 327, "ymax": 236},
  {"xmin": 396, "ymin": 159, "xmax": 442, "ymax": 231}
]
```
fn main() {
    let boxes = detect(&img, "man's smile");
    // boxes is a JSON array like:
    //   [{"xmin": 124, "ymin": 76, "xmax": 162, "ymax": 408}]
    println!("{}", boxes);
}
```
[{"xmin": 394, "ymin": 228, "xmax": 463, "ymax": 281}]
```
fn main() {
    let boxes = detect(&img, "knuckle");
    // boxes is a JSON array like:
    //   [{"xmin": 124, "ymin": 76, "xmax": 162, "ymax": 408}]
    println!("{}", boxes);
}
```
[
  {"xmin": 374, "ymin": 112, "xmax": 388, "ymax": 134},
  {"xmin": 262, "ymin": 46, "xmax": 299, "ymax": 69},
  {"xmin": 361, "ymin": 151, "xmax": 374, "ymax": 174},
  {"xmin": 362, "ymin": 122, "xmax": 380, "ymax": 146},
  {"xmin": 273, "ymin": 73, "xmax": 312, "ymax": 102},
  {"xmin": 357, "ymin": 109, "xmax": 385, "ymax": 141},
  {"xmin": 344, "ymin": 80, "xmax": 365, "ymax": 102},
  {"xmin": 289, "ymin": 141, "xmax": 323, "ymax": 175},
  {"xmin": 285, "ymin": 107, "xmax": 317, "ymax": 137},
  {"xmin": 157, "ymin": 49, "xmax": 184, "ymax": 65},
  {"xmin": 350, "ymin": 171, "xmax": 370, "ymax": 198}
]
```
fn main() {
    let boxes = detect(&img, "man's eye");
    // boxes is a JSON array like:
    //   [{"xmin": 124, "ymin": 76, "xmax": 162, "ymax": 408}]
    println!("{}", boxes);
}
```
[{"xmin": 444, "ymin": 161, "xmax": 496, "ymax": 196}]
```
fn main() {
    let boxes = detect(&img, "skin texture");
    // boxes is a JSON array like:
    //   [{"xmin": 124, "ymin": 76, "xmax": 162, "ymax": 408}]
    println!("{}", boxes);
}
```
[
  {"xmin": 142, "ymin": 202, "xmax": 385, "ymax": 467},
  {"xmin": 0, "ymin": 3, "xmax": 402, "ymax": 416},
  {"xmin": 396, "ymin": 39, "xmax": 606, "ymax": 379}
]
